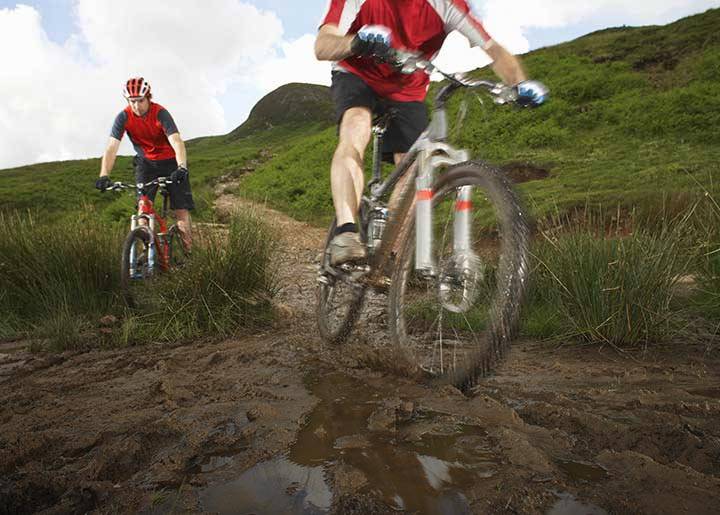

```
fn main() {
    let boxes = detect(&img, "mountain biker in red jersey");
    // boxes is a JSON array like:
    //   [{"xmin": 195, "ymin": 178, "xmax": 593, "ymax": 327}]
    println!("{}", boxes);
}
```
[
  {"xmin": 95, "ymin": 77, "xmax": 195, "ymax": 251},
  {"xmin": 315, "ymin": 0, "xmax": 548, "ymax": 265}
]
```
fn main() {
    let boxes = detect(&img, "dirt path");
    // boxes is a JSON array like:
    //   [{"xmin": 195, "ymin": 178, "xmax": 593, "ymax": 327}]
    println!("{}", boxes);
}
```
[{"xmin": 1, "ymin": 189, "xmax": 719, "ymax": 514}]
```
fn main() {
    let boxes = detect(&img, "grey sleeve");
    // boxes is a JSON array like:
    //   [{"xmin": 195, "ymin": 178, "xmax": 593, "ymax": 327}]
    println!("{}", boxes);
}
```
[
  {"xmin": 110, "ymin": 111, "xmax": 128, "ymax": 140},
  {"xmin": 158, "ymin": 109, "xmax": 179, "ymax": 136}
]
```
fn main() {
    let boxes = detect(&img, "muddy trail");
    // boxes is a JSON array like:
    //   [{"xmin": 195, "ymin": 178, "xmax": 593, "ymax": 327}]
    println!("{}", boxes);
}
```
[{"xmin": 1, "ymin": 192, "xmax": 719, "ymax": 514}]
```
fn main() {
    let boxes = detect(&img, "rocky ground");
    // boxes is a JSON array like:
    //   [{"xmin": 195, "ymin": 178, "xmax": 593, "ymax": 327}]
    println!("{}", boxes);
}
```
[{"xmin": 1, "ymin": 195, "xmax": 718, "ymax": 514}]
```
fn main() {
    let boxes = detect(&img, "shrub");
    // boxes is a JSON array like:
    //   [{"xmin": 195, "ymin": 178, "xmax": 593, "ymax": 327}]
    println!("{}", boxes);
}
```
[
  {"xmin": 0, "ymin": 210, "xmax": 123, "ymax": 339},
  {"xmin": 123, "ymin": 209, "xmax": 279, "ymax": 343},
  {"xmin": 530, "ymin": 219, "xmax": 688, "ymax": 346},
  {"xmin": 691, "ymin": 192, "xmax": 720, "ymax": 319}
]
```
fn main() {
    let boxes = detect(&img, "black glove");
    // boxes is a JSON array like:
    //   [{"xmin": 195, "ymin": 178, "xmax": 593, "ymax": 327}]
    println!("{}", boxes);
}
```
[
  {"xmin": 350, "ymin": 25, "xmax": 393, "ymax": 60},
  {"xmin": 170, "ymin": 166, "xmax": 189, "ymax": 184},
  {"xmin": 95, "ymin": 176, "xmax": 112, "ymax": 191}
]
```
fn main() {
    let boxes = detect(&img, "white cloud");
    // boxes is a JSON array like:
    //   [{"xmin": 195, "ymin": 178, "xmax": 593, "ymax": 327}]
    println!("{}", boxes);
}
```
[
  {"xmin": 252, "ymin": 34, "xmax": 331, "ymax": 92},
  {"xmin": 478, "ymin": 0, "xmax": 715, "ymax": 35},
  {"xmin": 1, "ymin": 0, "xmax": 718, "ymax": 169},
  {"xmin": 0, "ymin": 1, "xmax": 286, "ymax": 170}
]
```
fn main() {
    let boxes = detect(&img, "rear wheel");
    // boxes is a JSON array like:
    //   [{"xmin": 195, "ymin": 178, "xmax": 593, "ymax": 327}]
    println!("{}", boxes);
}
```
[
  {"xmin": 120, "ymin": 227, "xmax": 153, "ymax": 307},
  {"xmin": 387, "ymin": 161, "xmax": 530, "ymax": 390},
  {"xmin": 316, "ymin": 220, "xmax": 367, "ymax": 344}
]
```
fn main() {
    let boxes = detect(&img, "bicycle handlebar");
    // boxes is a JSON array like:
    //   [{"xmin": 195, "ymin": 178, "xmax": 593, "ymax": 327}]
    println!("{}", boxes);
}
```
[
  {"xmin": 102, "ymin": 177, "xmax": 173, "ymax": 192},
  {"xmin": 386, "ymin": 49, "xmax": 519, "ymax": 105}
]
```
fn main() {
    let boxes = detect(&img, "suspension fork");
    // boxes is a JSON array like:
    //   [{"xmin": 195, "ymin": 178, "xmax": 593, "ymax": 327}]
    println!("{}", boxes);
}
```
[
  {"xmin": 413, "ymin": 144, "xmax": 471, "ymax": 276},
  {"xmin": 453, "ymin": 186, "xmax": 473, "ymax": 256}
]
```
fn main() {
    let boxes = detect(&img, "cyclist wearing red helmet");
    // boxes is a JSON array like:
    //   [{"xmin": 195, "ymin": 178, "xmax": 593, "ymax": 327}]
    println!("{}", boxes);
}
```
[
  {"xmin": 96, "ymin": 77, "xmax": 195, "ymax": 251},
  {"xmin": 315, "ymin": 0, "xmax": 548, "ymax": 265}
]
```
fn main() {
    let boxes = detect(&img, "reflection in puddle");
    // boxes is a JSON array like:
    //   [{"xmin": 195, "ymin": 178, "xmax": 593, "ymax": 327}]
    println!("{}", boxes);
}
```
[
  {"xmin": 547, "ymin": 492, "xmax": 608, "ymax": 515},
  {"xmin": 200, "ymin": 373, "xmax": 498, "ymax": 514},
  {"xmin": 199, "ymin": 457, "xmax": 331, "ymax": 514}
]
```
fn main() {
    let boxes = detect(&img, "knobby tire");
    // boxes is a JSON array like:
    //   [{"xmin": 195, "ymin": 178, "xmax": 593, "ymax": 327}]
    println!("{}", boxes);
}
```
[{"xmin": 387, "ymin": 161, "xmax": 530, "ymax": 390}]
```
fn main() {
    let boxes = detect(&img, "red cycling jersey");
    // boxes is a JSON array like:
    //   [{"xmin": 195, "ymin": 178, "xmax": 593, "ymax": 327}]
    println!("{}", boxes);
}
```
[
  {"xmin": 110, "ymin": 102, "xmax": 179, "ymax": 161},
  {"xmin": 321, "ymin": 0, "xmax": 492, "ymax": 101}
]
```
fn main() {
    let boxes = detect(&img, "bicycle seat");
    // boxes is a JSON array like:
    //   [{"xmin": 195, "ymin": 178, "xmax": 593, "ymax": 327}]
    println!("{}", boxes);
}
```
[{"xmin": 372, "ymin": 107, "xmax": 399, "ymax": 133}]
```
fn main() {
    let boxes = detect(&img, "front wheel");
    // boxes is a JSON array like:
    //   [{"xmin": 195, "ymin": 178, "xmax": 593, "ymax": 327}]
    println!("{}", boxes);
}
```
[
  {"xmin": 316, "ymin": 220, "xmax": 367, "ymax": 344},
  {"xmin": 387, "ymin": 161, "xmax": 530, "ymax": 390},
  {"xmin": 120, "ymin": 227, "xmax": 153, "ymax": 307}
]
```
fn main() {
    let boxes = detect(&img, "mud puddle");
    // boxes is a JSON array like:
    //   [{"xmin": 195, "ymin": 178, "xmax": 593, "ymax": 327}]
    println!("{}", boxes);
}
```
[
  {"xmin": 547, "ymin": 492, "xmax": 607, "ymax": 515},
  {"xmin": 200, "ymin": 373, "xmax": 499, "ymax": 514},
  {"xmin": 555, "ymin": 459, "xmax": 609, "ymax": 482}
]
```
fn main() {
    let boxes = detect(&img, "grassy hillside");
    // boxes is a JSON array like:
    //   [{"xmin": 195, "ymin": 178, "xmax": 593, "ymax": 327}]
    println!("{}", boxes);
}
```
[
  {"xmin": 238, "ymin": 8, "xmax": 720, "ymax": 224},
  {"xmin": 0, "ymin": 83, "xmax": 334, "ymax": 225},
  {"xmin": 1, "ymin": 9, "xmax": 718, "ymax": 228}
]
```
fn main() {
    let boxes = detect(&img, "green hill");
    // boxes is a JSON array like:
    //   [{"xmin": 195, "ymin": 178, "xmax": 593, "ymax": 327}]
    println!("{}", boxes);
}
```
[{"xmin": 1, "ymin": 8, "xmax": 719, "ymax": 226}]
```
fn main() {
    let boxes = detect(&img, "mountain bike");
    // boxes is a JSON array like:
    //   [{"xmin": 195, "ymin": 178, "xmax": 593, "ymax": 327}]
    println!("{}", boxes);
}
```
[
  {"xmin": 317, "ymin": 51, "xmax": 531, "ymax": 390},
  {"xmin": 103, "ymin": 177, "xmax": 188, "ymax": 306}
]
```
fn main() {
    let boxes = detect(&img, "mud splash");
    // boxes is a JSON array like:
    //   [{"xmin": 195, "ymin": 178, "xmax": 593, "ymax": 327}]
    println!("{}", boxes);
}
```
[{"xmin": 200, "ymin": 373, "xmax": 499, "ymax": 514}]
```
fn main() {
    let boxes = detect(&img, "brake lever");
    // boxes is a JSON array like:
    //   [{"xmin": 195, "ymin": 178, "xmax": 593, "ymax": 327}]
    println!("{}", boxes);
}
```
[{"xmin": 491, "ymin": 84, "xmax": 518, "ymax": 105}]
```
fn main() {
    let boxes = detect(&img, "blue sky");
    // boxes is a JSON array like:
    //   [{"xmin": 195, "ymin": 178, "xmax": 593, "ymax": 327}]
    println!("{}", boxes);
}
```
[{"xmin": 0, "ymin": 0, "xmax": 718, "ymax": 169}]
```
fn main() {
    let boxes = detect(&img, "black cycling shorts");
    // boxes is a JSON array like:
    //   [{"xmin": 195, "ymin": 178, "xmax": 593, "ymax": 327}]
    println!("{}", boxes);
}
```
[
  {"xmin": 134, "ymin": 156, "xmax": 195, "ymax": 211},
  {"xmin": 331, "ymin": 71, "xmax": 428, "ymax": 163}
]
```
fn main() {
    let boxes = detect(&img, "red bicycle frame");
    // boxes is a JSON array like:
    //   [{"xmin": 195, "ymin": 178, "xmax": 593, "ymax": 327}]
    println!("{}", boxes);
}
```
[{"xmin": 137, "ymin": 194, "xmax": 171, "ymax": 272}]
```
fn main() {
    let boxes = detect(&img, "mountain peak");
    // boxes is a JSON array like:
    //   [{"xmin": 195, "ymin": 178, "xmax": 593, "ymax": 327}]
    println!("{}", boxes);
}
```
[{"xmin": 227, "ymin": 83, "xmax": 334, "ymax": 140}]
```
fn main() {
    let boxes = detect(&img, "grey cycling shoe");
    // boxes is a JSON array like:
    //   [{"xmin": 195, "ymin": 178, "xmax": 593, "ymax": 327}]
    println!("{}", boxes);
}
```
[{"xmin": 329, "ymin": 232, "xmax": 367, "ymax": 266}]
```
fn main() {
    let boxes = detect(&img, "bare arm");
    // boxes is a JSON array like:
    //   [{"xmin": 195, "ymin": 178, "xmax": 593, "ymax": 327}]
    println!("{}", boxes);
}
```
[
  {"xmin": 168, "ymin": 132, "xmax": 187, "ymax": 169},
  {"xmin": 315, "ymin": 24, "xmax": 354, "ymax": 61},
  {"xmin": 483, "ymin": 40, "xmax": 527, "ymax": 86},
  {"xmin": 99, "ymin": 137, "xmax": 121, "ymax": 177}
]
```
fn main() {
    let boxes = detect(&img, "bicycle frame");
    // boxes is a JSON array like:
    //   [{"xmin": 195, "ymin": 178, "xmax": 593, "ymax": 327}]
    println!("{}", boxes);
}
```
[
  {"xmin": 129, "ymin": 184, "xmax": 172, "ymax": 274},
  {"xmin": 365, "ymin": 81, "xmax": 473, "ymax": 280}
]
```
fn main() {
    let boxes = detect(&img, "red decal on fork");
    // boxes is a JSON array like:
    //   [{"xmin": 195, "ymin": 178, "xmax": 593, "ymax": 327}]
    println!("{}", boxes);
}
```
[
  {"xmin": 455, "ymin": 200, "xmax": 473, "ymax": 211},
  {"xmin": 417, "ymin": 189, "xmax": 433, "ymax": 201}
]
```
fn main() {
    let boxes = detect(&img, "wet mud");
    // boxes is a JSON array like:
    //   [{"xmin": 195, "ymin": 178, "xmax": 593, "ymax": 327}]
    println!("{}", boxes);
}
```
[{"xmin": 1, "ymin": 201, "xmax": 719, "ymax": 514}]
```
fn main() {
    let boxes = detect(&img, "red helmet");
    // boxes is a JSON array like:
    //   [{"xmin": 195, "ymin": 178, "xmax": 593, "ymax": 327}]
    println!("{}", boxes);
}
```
[{"xmin": 123, "ymin": 77, "xmax": 151, "ymax": 99}]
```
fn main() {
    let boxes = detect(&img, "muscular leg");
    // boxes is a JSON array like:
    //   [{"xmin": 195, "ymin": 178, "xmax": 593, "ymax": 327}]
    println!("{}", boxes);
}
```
[
  {"xmin": 173, "ymin": 208, "xmax": 192, "ymax": 251},
  {"xmin": 332, "ymin": 107, "xmax": 373, "ymax": 226}
]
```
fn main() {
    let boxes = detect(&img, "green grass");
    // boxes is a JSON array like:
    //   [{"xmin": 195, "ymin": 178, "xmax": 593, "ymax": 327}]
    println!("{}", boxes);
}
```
[
  {"xmin": 1, "ymin": 9, "xmax": 719, "ymax": 348},
  {"xmin": 3, "ymin": 10, "xmax": 717, "ymax": 230},
  {"xmin": 0, "ymin": 209, "xmax": 123, "ymax": 341},
  {"xmin": 526, "ymin": 210, "xmax": 691, "ymax": 346},
  {"xmin": 120, "ymin": 210, "xmax": 279, "ymax": 344},
  {"xmin": 687, "ymin": 189, "xmax": 720, "ymax": 321},
  {"xmin": 0, "ymin": 210, "xmax": 279, "ymax": 349}
]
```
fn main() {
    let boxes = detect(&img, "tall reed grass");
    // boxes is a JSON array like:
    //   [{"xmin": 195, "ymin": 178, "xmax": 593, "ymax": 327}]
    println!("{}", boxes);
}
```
[
  {"xmin": 0, "ymin": 209, "xmax": 279, "ymax": 348},
  {"xmin": 119, "ymin": 209, "xmax": 279, "ymax": 344},
  {"xmin": 526, "ymin": 209, "xmax": 690, "ymax": 346},
  {"xmin": 691, "ymin": 191, "xmax": 720, "ymax": 319},
  {"xmin": 0, "ymin": 210, "xmax": 122, "ymax": 342}
]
